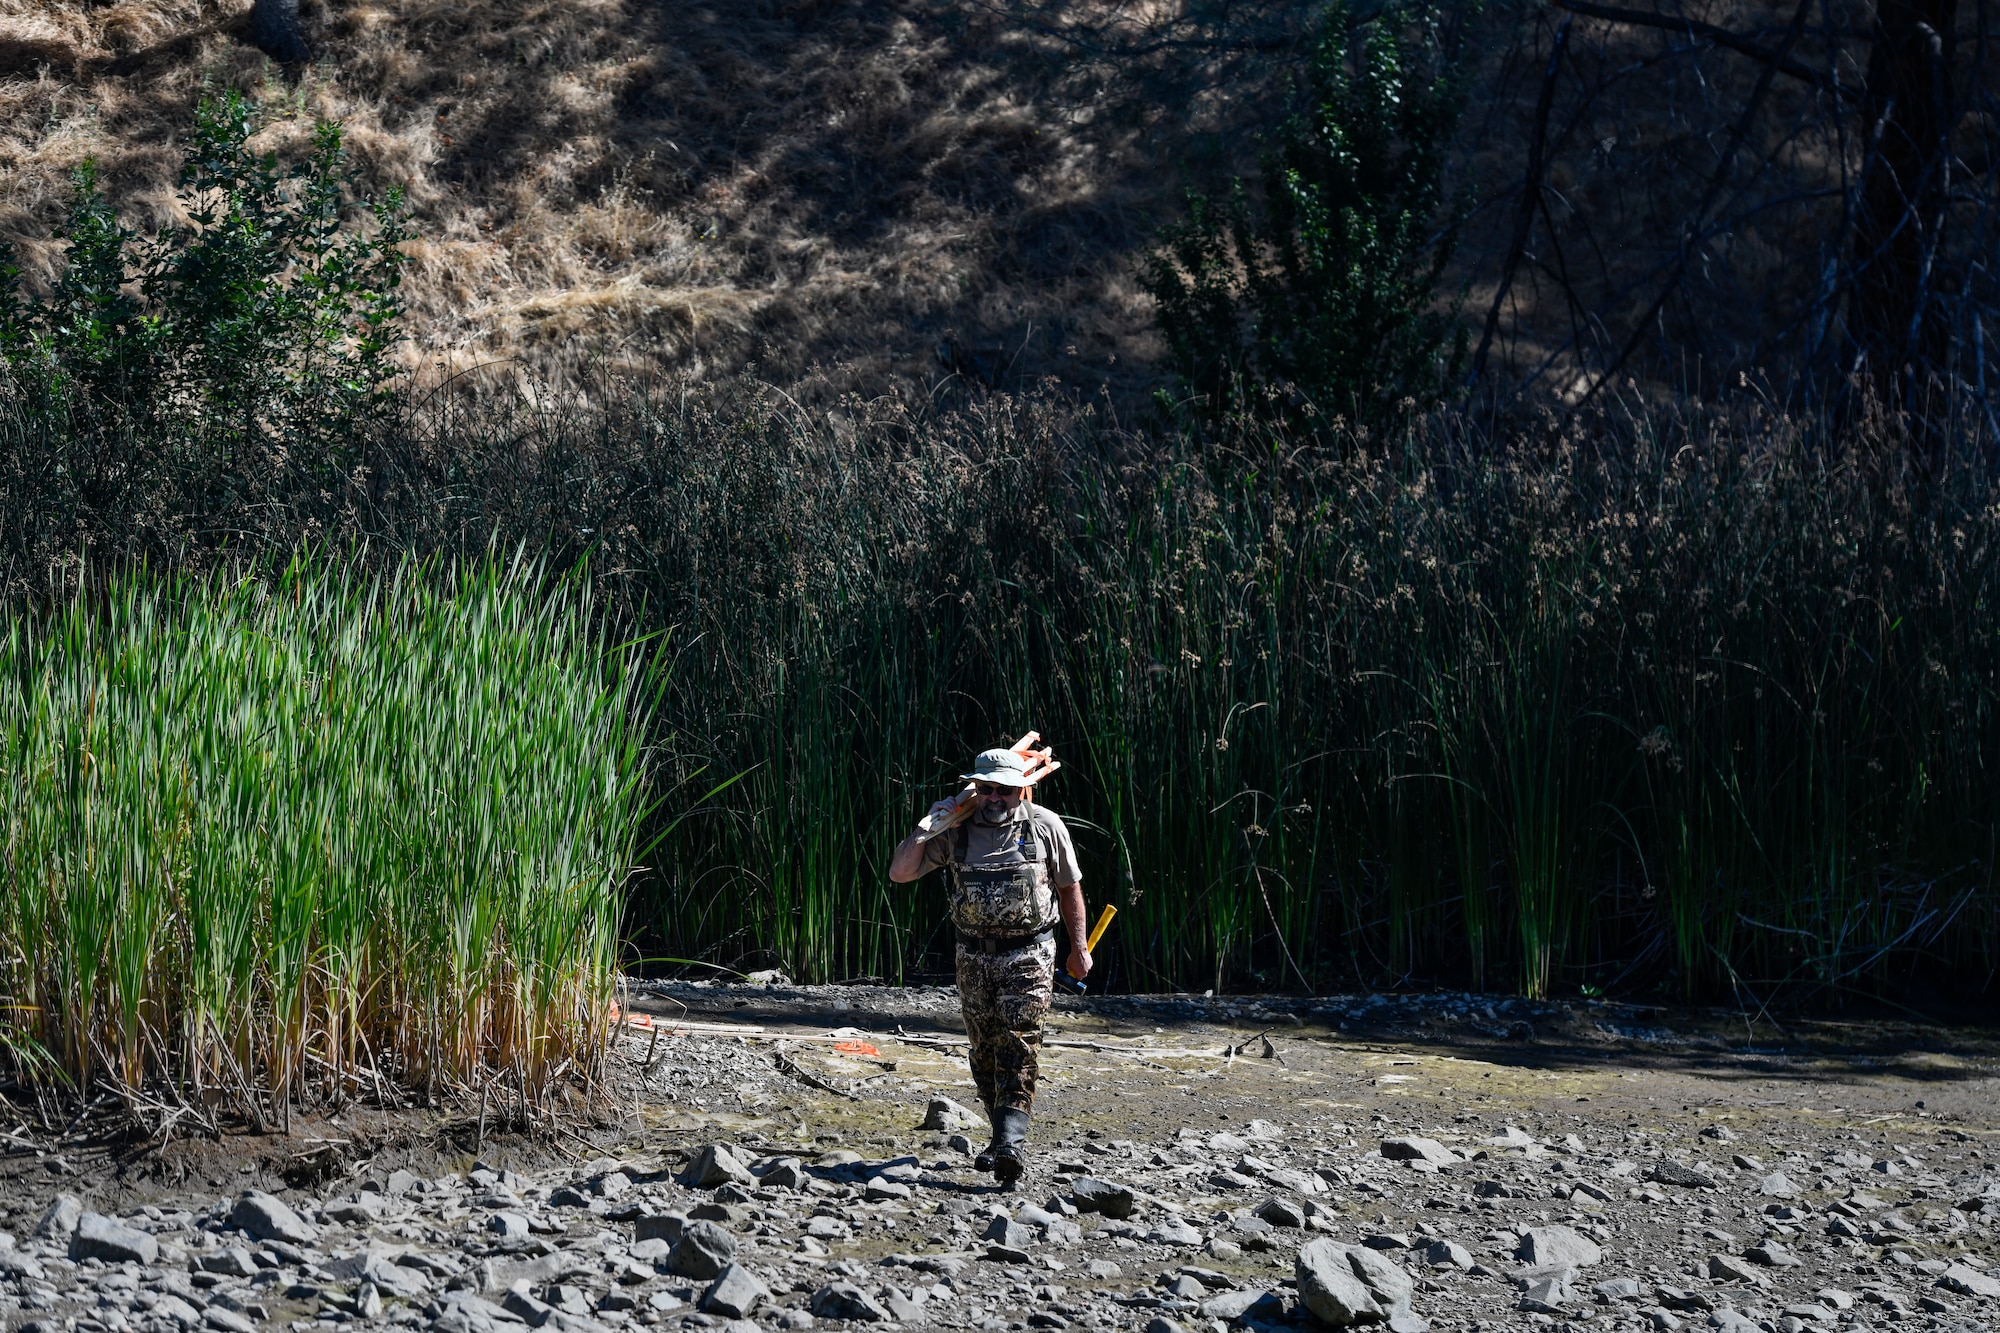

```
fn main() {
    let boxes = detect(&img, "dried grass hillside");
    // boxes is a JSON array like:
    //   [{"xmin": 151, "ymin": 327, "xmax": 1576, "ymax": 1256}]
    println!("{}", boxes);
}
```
[
  {"xmin": 1, "ymin": 0, "xmax": 1324, "ymax": 402},
  {"xmin": 3, "ymin": 0, "xmax": 1990, "ymax": 404}
]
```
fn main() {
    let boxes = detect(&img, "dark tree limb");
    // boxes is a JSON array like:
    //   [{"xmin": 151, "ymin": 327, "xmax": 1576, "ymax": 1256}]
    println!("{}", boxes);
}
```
[
  {"xmin": 1553, "ymin": 0, "xmax": 1858, "ymax": 102},
  {"xmin": 1567, "ymin": 0, "xmax": 1816, "ymax": 415},
  {"xmin": 1470, "ymin": 18, "xmax": 1570, "ymax": 385},
  {"xmin": 1848, "ymin": 0, "xmax": 1958, "ymax": 393}
]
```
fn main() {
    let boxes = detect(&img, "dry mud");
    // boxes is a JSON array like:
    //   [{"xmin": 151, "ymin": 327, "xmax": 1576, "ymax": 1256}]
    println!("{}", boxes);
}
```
[{"xmin": 1, "ymin": 985, "xmax": 1996, "ymax": 1333}]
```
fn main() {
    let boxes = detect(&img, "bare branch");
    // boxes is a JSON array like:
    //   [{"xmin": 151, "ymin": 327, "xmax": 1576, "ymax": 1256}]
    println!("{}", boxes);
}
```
[{"xmin": 1553, "ymin": 0, "xmax": 1858, "ymax": 102}]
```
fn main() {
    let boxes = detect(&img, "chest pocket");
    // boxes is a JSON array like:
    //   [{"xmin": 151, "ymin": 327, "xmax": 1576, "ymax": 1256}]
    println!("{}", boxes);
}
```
[{"xmin": 947, "ymin": 821, "xmax": 1057, "ymax": 935}]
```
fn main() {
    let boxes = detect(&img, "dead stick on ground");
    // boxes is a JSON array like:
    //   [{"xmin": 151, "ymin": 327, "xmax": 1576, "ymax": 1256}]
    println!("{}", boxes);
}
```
[{"xmin": 772, "ymin": 1048, "xmax": 859, "ymax": 1100}]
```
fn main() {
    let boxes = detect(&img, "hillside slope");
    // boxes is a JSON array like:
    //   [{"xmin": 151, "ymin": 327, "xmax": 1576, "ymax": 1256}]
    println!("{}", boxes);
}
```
[
  {"xmin": 2, "ymin": 0, "xmax": 1317, "ymax": 402},
  {"xmin": 7, "ymin": 0, "xmax": 1985, "ymax": 406}
]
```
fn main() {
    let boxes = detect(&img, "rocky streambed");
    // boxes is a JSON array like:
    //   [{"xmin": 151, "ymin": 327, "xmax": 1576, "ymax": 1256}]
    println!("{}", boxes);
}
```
[{"xmin": 0, "ymin": 985, "xmax": 1994, "ymax": 1333}]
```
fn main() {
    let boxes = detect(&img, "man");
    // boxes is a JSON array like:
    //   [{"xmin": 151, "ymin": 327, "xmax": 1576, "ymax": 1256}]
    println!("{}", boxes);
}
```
[{"xmin": 888, "ymin": 746, "xmax": 1091, "ymax": 1186}]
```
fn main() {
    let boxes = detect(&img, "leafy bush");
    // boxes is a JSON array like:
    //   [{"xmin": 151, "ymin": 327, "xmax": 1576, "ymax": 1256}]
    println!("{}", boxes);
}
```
[
  {"xmin": 0, "ymin": 90, "xmax": 406, "ymax": 545},
  {"xmin": 1145, "ymin": 0, "xmax": 1469, "ymax": 420}
]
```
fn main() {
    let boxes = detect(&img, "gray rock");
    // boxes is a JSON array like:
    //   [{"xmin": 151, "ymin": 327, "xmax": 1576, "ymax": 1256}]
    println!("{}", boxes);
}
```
[
  {"xmin": 679, "ymin": 1144, "xmax": 755, "ymax": 1190},
  {"xmin": 386, "ymin": 1168, "xmax": 420, "ymax": 1196},
  {"xmin": 504, "ymin": 1288, "xmax": 557, "ymax": 1326},
  {"xmin": 1142, "ymin": 1320, "xmax": 1186, "ymax": 1333},
  {"xmin": 1363, "ymin": 1233, "xmax": 1412, "ymax": 1251},
  {"xmin": 987, "ymin": 1243, "xmax": 1034, "ymax": 1263},
  {"xmin": 921, "ymin": 1096, "xmax": 977, "ymax": 1131},
  {"xmin": 1516, "ymin": 1225, "xmax": 1603, "ymax": 1268},
  {"xmin": 1070, "ymin": 1177, "xmax": 1136, "ymax": 1219},
  {"xmin": 1254, "ymin": 1197, "xmax": 1306, "ymax": 1229},
  {"xmin": 1387, "ymin": 1315, "xmax": 1430, "ymax": 1333},
  {"xmin": 1744, "ymin": 1243, "xmax": 1802, "ymax": 1268},
  {"xmin": 700, "ymin": 1263, "xmax": 771, "ymax": 1319},
  {"xmin": 1759, "ymin": 1171, "xmax": 1799, "ymax": 1198},
  {"xmin": 1593, "ymin": 1278, "xmax": 1646, "ymax": 1302},
  {"xmin": 487, "ymin": 1211, "xmax": 530, "ymax": 1238},
  {"xmin": 754, "ymin": 1157, "xmax": 808, "ymax": 1191},
  {"xmin": 1166, "ymin": 1274, "xmax": 1208, "ymax": 1299},
  {"xmin": 32, "ymin": 1194, "xmax": 82, "ymax": 1239},
  {"xmin": 810, "ymin": 1282, "xmax": 891, "ymax": 1322},
  {"xmin": 204, "ymin": 1307, "xmax": 258, "ymax": 1333},
  {"xmin": 1519, "ymin": 1276, "xmax": 1574, "ymax": 1314},
  {"xmin": 1086, "ymin": 1259, "xmax": 1123, "ymax": 1278},
  {"xmin": 69, "ymin": 1212, "xmax": 159, "ymax": 1265},
  {"xmin": 1648, "ymin": 1308, "xmax": 1685, "ymax": 1331},
  {"xmin": 1342, "ymin": 1242, "xmax": 1416, "ymax": 1314},
  {"xmin": 1940, "ymin": 1264, "xmax": 2000, "ymax": 1299},
  {"xmin": 863, "ymin": 1180, "xmax": 913, "ymax": 1202},
  {"xmin": 1379, "ymin": 1138, "xmax": 1457, "ymax": 1168},
  {"xmin": 1423, "ymin": 1241, "xmax": 1473, "ymax": 1270},
  {"xmin": 1147, "ymin": 1216, "xmax": 1204, "ymax": 1247},
  {"xmin": 1650, "ymin": 1161, "xmax": 1719, "ymax": 1190},
  {"xmin": 230, "ymin": 1190, "xmax": 314, "ymax": 1244},
  {"xmin": 1202, "ymin": 1289, "xmax": 1275, "ymax": 1320},
  {"xmin": 984, "ymin": 1216, "xmax": 1036, "ymax": 1249},
  {"xmin": 669, "ymin": 1220, "xmax": 738, "ymax": 1280},
  {"xmin": 1710, "ymin": 1310, "xmax": 1761, "ymax": 1333},
  {"xmin": 633, "ymin": 1212, "xmax": 688, "ymax": 1244},
  {"xmin": 774, "ymin": 1311, "xmax": 816, "ymax": 1331},
  {"xmin": 1297, "ymin": 1238, "xmax": 1385, "ymax": 1326},
  {"xmin": 199, "ymin": 1247, "xmax": 260, "ymax": 1278},
  {"xmin": 369, "ymin": 1256, "xmax": 433, "ymax": 1299},
  {"xmin": 154, "ymin": 1294, "xmax": 203, "ymax": 1326},
  {"xmin": 1708, "ymin": 1254, "xmax": 1770, "ymax": 1285}
]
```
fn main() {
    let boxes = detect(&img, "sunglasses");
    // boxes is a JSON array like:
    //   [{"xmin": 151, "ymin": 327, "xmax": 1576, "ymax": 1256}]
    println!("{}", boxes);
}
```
[{"xmin": 973, "ymin": 782, "xmax": 1022, "ymax": 796}]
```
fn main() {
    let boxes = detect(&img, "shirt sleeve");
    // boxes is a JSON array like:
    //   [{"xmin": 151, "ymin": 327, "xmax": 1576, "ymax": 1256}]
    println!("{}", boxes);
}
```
[
  {"xmin": 915, "ymin": 832, "xmax": 953, "ymax": 875},
  {"xmin": 1041, "ymin": 810, "xmax": 1083, "ymax": 889}
]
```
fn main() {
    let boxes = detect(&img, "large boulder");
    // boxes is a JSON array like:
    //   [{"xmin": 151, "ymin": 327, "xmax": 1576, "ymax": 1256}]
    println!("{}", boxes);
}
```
[
  {"xmin": 678, "ymin": 1145, "xmax": 755, "ymax": 1190},
  {"xmin": 69, "ymin": 1214, "xmax": 158, "ymax": 1266},
  {"xmin": 1069, "ymin": 1177, "xmax": 1136, "ymax": 1219},
  {"xmin": 1516, "ymin": 1226, "xmax": 1603, "ymax": 1269},
  {"xmin": 1380, "ymin": 1138, "xmax": 1457, "ymax": 1168},
  {"xmin": 1649, "ymin": 1160, "xmax": 1718, "ymax": 1189},
  {"xmin": 668, "ymin": 1220, "xmax": 737, "ymax": 1280},
  {"xmin": 32, "ymin": 1195, "xmax": 82, "ymax": 1240},
  {"xmin": 700, "ymin": 1263, "xmax": 771, "ymax": 1319},
  {"xmin": 230, "ymin": 1190, "xmax": 315, "ymax": 1244},
  {"xmin": 920, "ymin": 1097, "xmax": 977, "ymax": 1132},
  {"xmin": 1298, "ymin": 1239, "xmax": 1385, "ymax": 1326},
  {"xmin": 753, "ymin": 1157, "xmax": 808, "ymax": 1191},
  {"xmin": 810, "ymin": 1283, "xmax": 891, "ymax": 1322}
]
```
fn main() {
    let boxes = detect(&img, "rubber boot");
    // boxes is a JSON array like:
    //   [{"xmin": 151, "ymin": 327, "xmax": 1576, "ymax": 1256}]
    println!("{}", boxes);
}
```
[
  {"xmin": 990, "ymin": 1106, "xmax": 1031, "ymax": 1188},
  {"xmin": 974, "ymin": 1102, "xmax": 1000, "ymax": 1174}
]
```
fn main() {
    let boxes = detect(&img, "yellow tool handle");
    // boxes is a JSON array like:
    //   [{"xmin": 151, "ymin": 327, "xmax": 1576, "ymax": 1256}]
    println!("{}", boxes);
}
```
[
  {"xmin": 1084, "ymin": 903, "xmax": 1117, "ymax": 952},
  {"xmin": 1067, "ymin": 904, "xmax": 1118, "ymax": 979}
]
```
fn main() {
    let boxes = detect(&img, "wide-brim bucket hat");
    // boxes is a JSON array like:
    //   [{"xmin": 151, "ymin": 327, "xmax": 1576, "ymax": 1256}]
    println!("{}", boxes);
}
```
[{"xmin": 962, "ymin": 747, "xmax": 1032, "ymax": 787}]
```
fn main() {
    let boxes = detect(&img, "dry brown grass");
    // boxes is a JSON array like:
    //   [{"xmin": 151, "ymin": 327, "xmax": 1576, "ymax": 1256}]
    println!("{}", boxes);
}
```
[
  {"xmin": 3, "ymin": 0, "xmax": 1989, "ymax": 405},
  {"xmin": 0, "ymin": 0, "xmax": 1316, "ymax": 402}
]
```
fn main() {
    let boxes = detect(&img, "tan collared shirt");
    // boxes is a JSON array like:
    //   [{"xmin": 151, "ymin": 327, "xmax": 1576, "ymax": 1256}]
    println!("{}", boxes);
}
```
[{"xmin": 915, "ymin": 802, "xmax": 1082, "ymax": 889}]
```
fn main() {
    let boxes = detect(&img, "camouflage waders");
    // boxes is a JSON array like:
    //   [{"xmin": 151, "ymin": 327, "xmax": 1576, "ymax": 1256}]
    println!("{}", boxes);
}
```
[{"xmin": 946, "ymin": 817, "xmax": 1060, "ymax": 1183}]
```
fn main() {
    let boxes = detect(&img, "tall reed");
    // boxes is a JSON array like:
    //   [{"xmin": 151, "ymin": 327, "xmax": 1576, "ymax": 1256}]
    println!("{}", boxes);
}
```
[
  {"xmin": 0, "ymin": 555, "xmax": 656, "ymax": 1122},
  {"xmin": 4, "ymin": 376, "xmax": 1996, "ymax": 1003}
]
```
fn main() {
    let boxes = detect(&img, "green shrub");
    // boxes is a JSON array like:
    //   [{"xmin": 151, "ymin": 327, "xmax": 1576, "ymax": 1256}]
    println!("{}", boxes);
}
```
[
  {"xmin": 0, "ymin": 90, "xmax": 406, "ymax": 533},
  {"xmin": 1145, "ymin": 0, "xmax": 1469, "ymax": 420}
]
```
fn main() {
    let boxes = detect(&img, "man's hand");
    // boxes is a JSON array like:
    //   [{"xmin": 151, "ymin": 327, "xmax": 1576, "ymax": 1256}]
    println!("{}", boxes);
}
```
[
  {"xmin": 1067, "ymin": 945, "xmax": 1093, "ymax": 981},
  {"xmin": 921, "ymin": 795, "xmax": 961, "ymax": 831}
]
